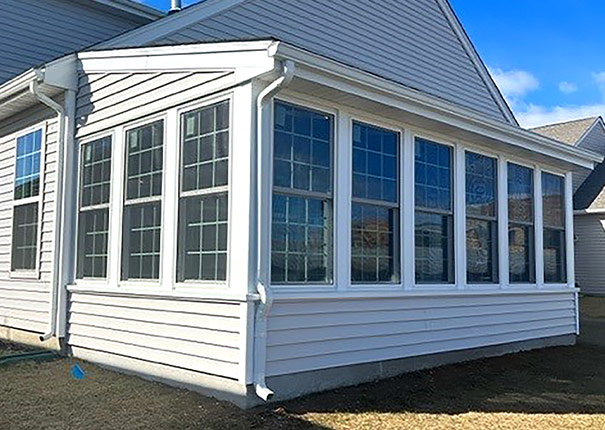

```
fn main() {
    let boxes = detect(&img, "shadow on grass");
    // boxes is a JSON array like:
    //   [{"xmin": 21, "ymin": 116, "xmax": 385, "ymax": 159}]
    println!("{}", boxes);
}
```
[{"xmin": 278, "ymin": 344, "xmax": 605, "ymax": 417}]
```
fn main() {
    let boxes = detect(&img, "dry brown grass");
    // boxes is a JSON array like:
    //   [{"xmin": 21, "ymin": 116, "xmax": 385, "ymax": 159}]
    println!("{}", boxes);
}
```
[{"xmin": 3, "ymin": 342, "xmax": 605, "ymax": 430}]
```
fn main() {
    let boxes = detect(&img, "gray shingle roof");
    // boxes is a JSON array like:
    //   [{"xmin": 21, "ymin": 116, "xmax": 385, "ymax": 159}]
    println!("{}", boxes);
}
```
[{"xmin": 531, "ymin": 117, "xmax": 598, "ymax": 145}]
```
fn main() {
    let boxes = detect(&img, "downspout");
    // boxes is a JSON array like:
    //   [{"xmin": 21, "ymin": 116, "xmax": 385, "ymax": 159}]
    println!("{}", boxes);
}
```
[
  {"xmin": 29, "ymin": 79, "xmax": 66, "ymax": 342},
  {"xmin": 253, "ymin": 60, "xmax": 295, "ymax": 401}
]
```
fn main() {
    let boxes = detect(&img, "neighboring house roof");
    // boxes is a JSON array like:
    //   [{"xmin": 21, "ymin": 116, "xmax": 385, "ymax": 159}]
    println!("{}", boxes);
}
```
[
  {"xmin": 94, "ymin": 0, "xmax": 517, "ymax": 125},
  {"xmin": 531, "ymin": 117, "xmax": 600, "ymax": 146},
  {"xmin": 575, "ymin": 161, "xmax": 605, "ymax": 210},
  {"xmin": 0, "ymin": 0, "xmax": 162, "ymax": 85}
]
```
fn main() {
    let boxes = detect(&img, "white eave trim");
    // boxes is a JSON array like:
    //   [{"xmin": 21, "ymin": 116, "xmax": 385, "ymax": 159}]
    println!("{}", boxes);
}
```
[
  {"xmin": 0, "ymin": 69, "xmax": 38, "ymax": 102},
  {"xmin": 272, "ymin": 42, "xmax": 602, "ymax": 169}
]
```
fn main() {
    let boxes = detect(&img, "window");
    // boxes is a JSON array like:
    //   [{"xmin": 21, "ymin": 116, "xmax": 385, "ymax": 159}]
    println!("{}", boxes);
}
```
[
  {"xmin": 542, "ymin": 172, "xmax": 566, "ymax": 283},
  {"xmin": 414, "ymin": 138, "xmax": 454, "ymax": 284},
  {"xmin": 121, "ymin": 120, "xmax": 164, "ymax": 281},
  {"xmin": 271, "ymin": 101, "xmax": 333, "ymax": 284},
  {"xmin": 351, "ymin": 122, "xmax": 400, "ymax": 283},
  {"xmin": 77, "ymin": 136, "xmax": 112, "ymax": 279},
  {"xmin": 11, "ymin": 129, "xmax": 42, "ymax": 272},
  {"xmin": 465, "ymin": 152, "xmax": 498, "ymax": 283},
  {"xmin": 177, "ymin": 100, "xmax": 229, "ymax": 282},
  {"xmin": 508, "ymin": 163, "xmax": 535, "ymax": 283}
]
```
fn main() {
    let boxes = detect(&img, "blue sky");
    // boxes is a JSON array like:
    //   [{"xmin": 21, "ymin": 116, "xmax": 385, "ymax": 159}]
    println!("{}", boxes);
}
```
[{"xmin": 138, "ymin": 0, "xmax": 605, "ymax": 128}]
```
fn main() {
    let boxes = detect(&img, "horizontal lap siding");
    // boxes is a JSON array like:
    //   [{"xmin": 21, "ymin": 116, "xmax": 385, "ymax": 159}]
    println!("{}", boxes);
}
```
[
  {"xmin": 575, "ymin": 215, "xmax": 605, "ymax": 295},
  {"xmin": 68, "ymin": 292, "xmax": 241, "ymax": 379},
  {"xmin": 0, "ymin": 0, "xmax": 150, "ymax": 85},
  {"xmin": 153, "ymin": 0, "xmax": 507, "ymax": 122},
  {"xmin": 75, "ymin": 71, "xmax": 235, "ymax": 138},
  {"xmin": 265, "ymin": 293, "xmax": 576, "ymax": 376},
  {"xmin": 0, "ymin": 112, "xmax": 59, "ymax": 333}
]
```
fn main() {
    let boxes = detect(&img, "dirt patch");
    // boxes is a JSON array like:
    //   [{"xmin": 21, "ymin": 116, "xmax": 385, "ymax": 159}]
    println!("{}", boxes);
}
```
[
  {"xmin": 0, "ymin": 340, "xmax": 34, "ymax": 357},
  {"xmin": 580, "ymin": 295, "xmax": 605, "ymax": 319},
  {"xmin": 2, "ymin": 344, "xmax": 605, "ymax": 429}
]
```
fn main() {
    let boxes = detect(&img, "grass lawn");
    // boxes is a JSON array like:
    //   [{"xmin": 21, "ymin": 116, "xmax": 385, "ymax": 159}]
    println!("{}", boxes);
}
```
[{"xmin": 2, "ymin": 343, "xmax": 605, "ymax": 430}]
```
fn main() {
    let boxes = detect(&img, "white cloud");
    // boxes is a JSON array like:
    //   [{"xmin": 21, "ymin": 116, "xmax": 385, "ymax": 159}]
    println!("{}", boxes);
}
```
[
  {"xmin": 558, "ymin": 81, "xmax": 578, "ymax": 95},
  {"xmin": 489, "ymin": 68, "xmax": 540, "ymax": 102},
  {"xmin": 593, "ymin": 72, "xmax": 605, "ymax": 99},
  {"xmin": 517, "ymin": 103, "xmax": 605, "ymax": 128}
]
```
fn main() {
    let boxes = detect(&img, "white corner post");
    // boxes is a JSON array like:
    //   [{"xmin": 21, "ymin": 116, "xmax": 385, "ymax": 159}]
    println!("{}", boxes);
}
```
[
  {"xmin": 454, "ymin": 144, "xmax": 466, "ymax": 289},
  {"xmin": 402, "ymin": 129, "xmax": 415, "ymax": 290},
  {"xmin": 565, "ymin": 172, "xmax": 575, "ymax": 289},
  {"xmin": 497, "ymin": 157, "xmax": 509, "ymax": 288},
  {"xmin": 334, "ymin": 110, "xmax": 351, "ymax": 291},
  {"xmin": 534, "ymin": 167, "xmax": 544, "ymax": 288},
  {"xmin": 252, "ymin": 60, "xmax": 295, "ymax": 401}
]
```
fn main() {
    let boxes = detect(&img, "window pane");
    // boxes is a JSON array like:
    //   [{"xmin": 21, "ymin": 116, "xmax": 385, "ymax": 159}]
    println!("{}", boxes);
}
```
[
  {"xmin": 273, "ymin": 102, "xmax": 332, "ymax": 194},
  {"xmin": 415, "ymin": 138, "xmax": 452, "ymax": 212},
  {"xmin": 177, "ymin": 194, "xmax": 228, "ymax": 282},
  {"xmin": 508, "ymin": 163, "xmax": 534, "ymax": 223},
  {"xmin": 352, "ymin": 122, "xmax": 399, "ymax": 203},
  {"xmin": 181, "ymin": 101, "xmax": 230, "ymax": 192},
  {"xmin": 15, "ymin": 129, "xmax": 42, "ymax": 200},
  {"xmin": 271, "ymin": 194, "xmax": 332, "ymax": 284},
  {"xmin": 81, "ymin": 137, "xmax": 112, "ymax": 208},
  {"xmin": 77, "ymin": 209, "xmax": 109, "ymax": 278},
  {"xmin": 126, "ymin": 121, "xmax": 163, "ymax": 200},
  {"xmin": 466, "ymin": 218, "xmax": 498, "ymax": 283},
  {"xmin": 351, "ymin": 203, "xmax": 399, "ymax": 283},
  {"xmin": 544, "ymin": 228, "xmax": 566, "ymax": 283},
  {"xmin": 415, "ymin": 211, "xmax": 454, "ymax": 283},
  {"xmin": 466, "ymin": 152, "xmax": 496, "ymax": 218},
  {"xmin": 122, "ymin": 202, "xmax": 162, "ymax": 280},
  {"xmin": 11, "ymin": 203, "xmax": 38, "ymax": 271},
  {"xmin": 509, "ymin": 223, "xmax": 535, "ymax": 283},
  {"xmin": 542, "ymin": 173, "xmax": 565, "ymax": 228}
]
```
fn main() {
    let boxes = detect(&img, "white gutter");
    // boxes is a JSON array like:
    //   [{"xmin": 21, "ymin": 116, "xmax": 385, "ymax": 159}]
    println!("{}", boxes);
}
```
[
  {"xmin": 253, "ymin": 60, "xmax": 295, "ymax": 401},
  {"xmin": 29, "ymin": 80, "xmax": 66, "ymax": 342}
]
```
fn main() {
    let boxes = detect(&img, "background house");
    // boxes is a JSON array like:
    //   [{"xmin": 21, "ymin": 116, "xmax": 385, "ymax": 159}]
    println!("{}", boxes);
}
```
[
  {"xmin": 0, "ymin": 0, "xmax": 600, "ymax": 408},
  {"xmin": 533, "ymin": 117, "xmax": 605, "ymax": 296}
]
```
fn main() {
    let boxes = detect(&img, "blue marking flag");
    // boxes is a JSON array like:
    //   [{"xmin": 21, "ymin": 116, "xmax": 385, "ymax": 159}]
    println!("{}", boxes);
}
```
[{"xmin": 71, "ymin": 363, "xmax": 86, "ymax": 380}]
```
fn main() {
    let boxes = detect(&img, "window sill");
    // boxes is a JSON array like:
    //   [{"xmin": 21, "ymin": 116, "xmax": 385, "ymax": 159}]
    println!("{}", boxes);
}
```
[
  {"xmin": 9, "ymin": 270, "xmax": 40, "ymax": 281},
  {"xmin": 67, "ymin": 284, "xmax": 257, "ymax": 302}
]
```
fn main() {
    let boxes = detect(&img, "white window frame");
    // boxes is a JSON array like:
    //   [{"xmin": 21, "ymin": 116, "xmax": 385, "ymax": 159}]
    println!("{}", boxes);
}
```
[
  {"xmin": 173, "ymin": 93, "xmax": 234, "ymax": 288},
  {"xmin": 540, "ymin": 168, "xmax": 568, "ymax": 287},
  {"xmin": 9, "ymin": 124, "xmax": 46, "ymax": 280},
  {"xmin": 74, "ymin": 131, "xmax": 115, "ymax": 282},
  {"xmin": 117, "ymin": 113, "xmax": 168, "ymax": 288}
]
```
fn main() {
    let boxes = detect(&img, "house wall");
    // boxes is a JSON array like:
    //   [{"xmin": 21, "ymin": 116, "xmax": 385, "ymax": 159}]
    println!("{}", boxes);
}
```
[
  {"xmin": 0, "ymin": 106, "xmax": 59, "ymax": 333},
  {"xmin": 574, "ymin": 123, "xmax": 605, "ymax": 192},
  {"xmin": 575, "ymin": 214, "xmax": 605, "ymax": 295},
  {"xmin": 146, "ymin": 0, "xmax": 510, "ymax": 123},
  {"xmin": 0, "ymin": 0, "xmax": 152, "ymax": 85},
  {"xmin": 264, "ymin": 292, "xmax": 577, "ymax": 377}
]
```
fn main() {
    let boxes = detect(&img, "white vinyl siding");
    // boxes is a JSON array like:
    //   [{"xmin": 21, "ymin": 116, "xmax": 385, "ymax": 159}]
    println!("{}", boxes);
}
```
[
  {"xmin": 0, "ymin": 113, "xmax": 59, "ymax": 333},
  {"xmin": 68, "ymin": 292, "xmax": 242, "ymax": 379},
  {"xmin": 265, "ymin": 292, "xmax": 577, "ymax": 376},
  {"xmin": 575, "ymin": 214, "xmax": 605, "ymax": 295}
]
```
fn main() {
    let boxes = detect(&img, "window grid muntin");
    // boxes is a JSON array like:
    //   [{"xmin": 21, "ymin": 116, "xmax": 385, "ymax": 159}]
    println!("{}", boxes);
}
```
[
  {"xmin": 542, "ymin": 172, "xmax": 566, "ymax": 284},
  {"xmin": 271, "ymin": 101, "xmax": 334, "ymax": 285},
  {"xmin": 78, "ymin": 209, "xmax": 109, "ymax": 279},
  {"xmin": 11, "ymin": 203, "xmax": 38, "ymax": 271},
  {"xmin": 122, "ymin": 120, "xmax": 164, "ymax": 281},
  {"xmin": 14, "ymin": 129, "xmax": 42, "ymax": 201},
  {"xmin": 351, "ymin": 122, "xmax": 400, "ymax": 284},
  {"xmin": 465, "ymin": 151, "xmax": 498, "ymax": 284},
  {"xmin": 177, "ymin": 100, "xmax": 231, "ymax": 283},
  {"xmin": 81, "ymin": 136, "xmax": 112, "ymax": 209},
  {"xmin": 414, "ymin": 138, "xmax": 454, "ymax": 284}
]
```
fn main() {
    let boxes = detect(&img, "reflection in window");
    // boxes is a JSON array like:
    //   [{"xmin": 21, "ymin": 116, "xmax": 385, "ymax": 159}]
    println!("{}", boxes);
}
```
[
  {"xmin": 414, "ymin": 138, "xmax": 454, "ymax": 283},
  {"xmin": 508, "ymin": 163, "xmax": 535, "ymax": 283},
  {"xmin": 271, "ymin": 102, "xmax": 333, "ymax": 284},
  {"xmin": 542, "ymin": 172, "xmax": 566, "ymax": 283},
  {"xmin": 122, "ymin": 120, "xmax": 163, "ymax": 281},
  {"xmin": 351, "ymin": 122, "xmax": 399, "ymax": 283},
  {"xmin": 77, "ymin": 136, "xmax": 112, "ymax": 278},
  {"xmin": 11, "ymin": 129, "xmax": 42, "ymax": 272},
  {"xmin": 178, "ymin": 101, "xmax": 230, "ymax": 282},
  {"xmin": 466, "ymin": 152, "xmax": 498, "ymax": 283}
]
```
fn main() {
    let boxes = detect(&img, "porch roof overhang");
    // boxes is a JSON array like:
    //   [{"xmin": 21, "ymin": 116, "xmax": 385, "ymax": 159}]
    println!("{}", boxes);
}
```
[
  {"xmin": 0, "ymin": 55, "xmax": 78, "ymax": 125},
  {"xmin": 270, "ymin": 42, "xmax": 602, "ymax": 171}
]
